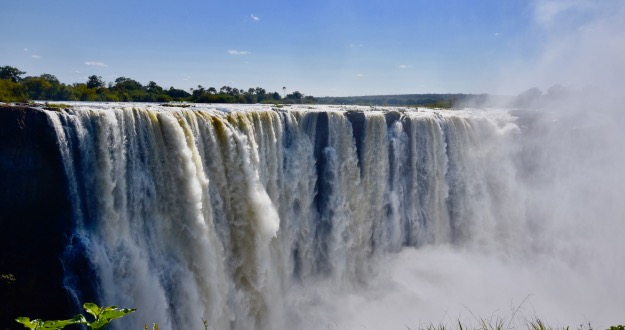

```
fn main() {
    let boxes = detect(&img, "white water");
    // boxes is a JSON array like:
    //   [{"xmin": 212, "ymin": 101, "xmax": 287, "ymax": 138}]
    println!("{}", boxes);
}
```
[{"xmin": 45, "ymin": 103, "xmax": 625, "ymax": 329}]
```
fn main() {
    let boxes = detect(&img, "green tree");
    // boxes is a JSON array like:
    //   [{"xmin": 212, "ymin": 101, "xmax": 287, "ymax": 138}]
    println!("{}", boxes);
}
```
[
  {"xmin": 72, "ymin": 83, "xmax": 98, "ymax": 101},
  {"xmin": 192, "ymin": 85, "xmax": 206, "ymax": 99},
  {"xmin": 40, "ymin": 74, "xmax": 60, "ymax": 85},
  {"xmin": 254, "ymin": 87, "xmax": 267, "ymax": 102},
  {"xmin": 0, "ymin": 79, "xmax": 27, "ymax": 102},
  {"xmin": 109, "ymin": 77, "xmax": 144, "ymax": 101},
  {"xmin": 0, "ymin": 66, "xmax": 26, "ymax": 83},
  {"xmin": 113, "ymin": 77, "xmax": 142, "ymax": 92},
  {"xmin": 286, "ymin": 91, "xmax": 303, "ymax": 100},
  {"xmin": 22, "ymin": 76, "xmax": 52, "ymax": 100},
  {"xmin": 244, "ymin": 89, "xmax": 257, "ymax": 103},
  {"xmin": 86, "ymin": 75, "xmax": 105, "ymax": 89},
  {"xmin": 97, "ymin": 88, "xmax": 120, "ymax": 102},
  {"xmin": 22, "ymin": 74, "xmax": 67, "ymax": 100},
  {"xmin": 166, "ymin": 87, "xmax": 191, "ymax": 100},
  {"xmin": 154, "ymin": 94, "xmax": 172, "ymax": 102},
  {"xmin": 145, "ymin": 81, "xmax": 163, "ymax": 94},
  {"xmin": 219, "ymin": 86, "xmax": 232, "ymax": 94}
]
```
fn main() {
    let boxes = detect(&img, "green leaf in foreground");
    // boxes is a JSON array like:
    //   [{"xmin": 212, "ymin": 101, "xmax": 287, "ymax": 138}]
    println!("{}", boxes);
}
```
[
  {"xmin": 15, "ymin": 315, "xmax": 86, "ymax": 330},
  {"xmin": 15, "ymin": 317, "xmax": 42, "ymax": 330},
  {"xmin": 16, "ymin": 303, "xmax": 135, "ymax": 330},
  {"xmin": 83, "ymin": 302, "xmax": 101, "ymax": 319},
  {"xmin": 84, "ymin": 303, "xmax": 136, "ymax": 330}
]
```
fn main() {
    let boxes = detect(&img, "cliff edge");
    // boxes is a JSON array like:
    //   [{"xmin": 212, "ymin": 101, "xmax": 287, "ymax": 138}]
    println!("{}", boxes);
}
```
[{"xmin": 0, "ymin": 105, "xmax": 74, "ymax": 328}]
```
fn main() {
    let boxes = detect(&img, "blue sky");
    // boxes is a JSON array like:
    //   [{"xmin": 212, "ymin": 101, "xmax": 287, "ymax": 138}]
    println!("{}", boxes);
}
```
[{"xmin": 1, "ymin": 0, "xmax": 623, "ymax": 96}]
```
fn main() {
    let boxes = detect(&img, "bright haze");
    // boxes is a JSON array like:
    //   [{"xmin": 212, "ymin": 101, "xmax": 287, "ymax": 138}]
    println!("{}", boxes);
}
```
[{"xmin": 2, "ymin": 0, "xmax": 623, "ymax": 96}]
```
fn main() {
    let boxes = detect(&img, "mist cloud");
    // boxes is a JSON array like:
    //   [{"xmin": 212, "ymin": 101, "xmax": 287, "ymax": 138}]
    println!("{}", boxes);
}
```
[
  {"xmin": 291, "ymin": 2, "xmax": 625, "ymax": 327},
  {"xmin": 496, "ymin": 1, "xmax": 625, "ymax": 94}
]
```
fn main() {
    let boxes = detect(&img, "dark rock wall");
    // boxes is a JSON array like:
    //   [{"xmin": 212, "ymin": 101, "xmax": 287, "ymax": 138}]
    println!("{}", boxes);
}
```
[{"xmin": 0, "ymin": 106, "xmax": 74, "ymax": 329}]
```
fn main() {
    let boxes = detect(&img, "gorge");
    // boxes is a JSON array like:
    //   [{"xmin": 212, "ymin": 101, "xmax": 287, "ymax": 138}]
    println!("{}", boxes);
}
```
[{"xmin": 1, "ymin": 102, "xmax": 623, "ymax": 329}]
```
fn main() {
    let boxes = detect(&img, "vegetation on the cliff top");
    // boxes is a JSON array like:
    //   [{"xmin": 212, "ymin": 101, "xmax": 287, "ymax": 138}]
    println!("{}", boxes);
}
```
[
  {"xmin": 0, "ymin": 65, "xmax": 491, "ymax": 108},
  {"xmin": 0, "ymin": 65, "xmax": 316, "ymax": 105}
]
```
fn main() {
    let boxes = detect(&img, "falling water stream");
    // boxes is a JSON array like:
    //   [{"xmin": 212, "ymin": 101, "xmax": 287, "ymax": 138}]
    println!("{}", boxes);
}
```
[{"xmin": 44, "ymin": 103, "xmax": 625, "ymax": 329}]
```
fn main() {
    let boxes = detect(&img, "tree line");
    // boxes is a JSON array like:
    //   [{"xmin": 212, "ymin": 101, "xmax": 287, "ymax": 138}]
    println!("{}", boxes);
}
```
[
  {"xmin": 0, "ymin": 65, "xmax": 317, "ymax": 104},
  {"xmin": 315, "ymin": 93, "xmax": 491, "ymax": 108}
]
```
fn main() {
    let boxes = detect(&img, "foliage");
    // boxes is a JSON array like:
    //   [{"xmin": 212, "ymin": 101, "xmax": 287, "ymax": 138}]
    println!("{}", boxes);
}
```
[
  {"xmin": 402, "ymin": 321, "xmax": 625, "ymax": 330},
  {"xmin": 0, "ymin": 65, "xmax": 26, "ymax": 82},
  {"xmin": 316, "ymin": 93, "xmax": 477, "ymax": 108},
  {"xmin": 15, "ymin": 303, "xmax": 135, "ymax": 330},
  {"xmin": 71, "ymin": 83, "xmax": 98, "ymax": 101},
  {"xmin": 22, "ymin": 74, "xmax": 73, "ymax": 100},
  {"xmin": 422, "ymin": 99, "xmax": 454, "ymax": 109},
  {"xmin": 86, "ymin": 75, "xmax": 105, "ymax": 89},
  {"xmin": 0, "ymin": 64, "xmax": 296, "ymax": 104},
  {"xmin": 0, "ymin": 78, "xmax": 28, "ymax": 102},
  {"xmin": 16, "ymin": 315, "xmax": 86, "ymax": 330},
  {"xmin": 1, "ymin": 64, "xmax": 493, "ymax": 107},
  {"xmin": 44, "ymin": 102, "xmax": 72, "ymax": 110},
  {"xmin": 166, "ymin": 87, "xmax": 191, "ymax": 99},
  {"xmin": 529, "ymin": 318, "xmax": 554, "ymax": 330},
  {"xmin": 160, "ymin": 102, "xmax": 192, "ymax": 108},
  {"xmin": 1, "ymin": 273, "xmax": 16, "ymax": 285},
  {"xmin": 286, "ymin": 90, "xmax": 303, "ymax": 100},
  {"xmin": 278, "ymin": 90, "xmax": 316, "ymax": 104}
]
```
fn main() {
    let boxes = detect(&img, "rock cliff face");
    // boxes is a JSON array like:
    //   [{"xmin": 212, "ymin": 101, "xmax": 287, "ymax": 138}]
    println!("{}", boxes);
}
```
[{"xmin": 0, "ymin": 105, "xmax": 74, "ymax": 328}]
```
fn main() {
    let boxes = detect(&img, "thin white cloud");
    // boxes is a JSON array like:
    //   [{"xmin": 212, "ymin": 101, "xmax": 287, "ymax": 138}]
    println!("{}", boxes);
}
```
[
  {"xmin": 533, "ymin": 0, "xmax": 594, "ymax": 26},
  {"xmin": 227, "ymin": 50, "xmax": 250, "ymax": 55},
  {"xmin": 84, "ymin": 61, "xmax": 108, "ymax": 67},
  {"xmin": 251, "ymin": 14, "xmax": 260, "ymax": 21},
  {"xmin": 494, "ymin": 32, "xmax": 501, "ymax": 36},
  {"xmin": 398, "ymin": 64, "xmax": 412, "ymax": 69},
  {"xmin": 23, "ymin": 48, "xmax": 28, "ymax": 52},
  {"xmin": 349, "ymin": 43, "xmax": 364, "ymax": 48},
  {"xmin": 534, "ymin": 1, "xmax": 565, "ymax": 24},
  {"xmin": 356, "ymin": 73, "xmax": 365, "ymax": 77},
  {"xmin": 31, "ymin": 54, "xmax": 41, "ymax": 59}
]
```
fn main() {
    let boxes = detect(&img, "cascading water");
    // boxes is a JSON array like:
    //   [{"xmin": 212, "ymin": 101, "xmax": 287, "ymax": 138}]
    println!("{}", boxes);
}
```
[{"xmin": 40, "ymin": 103, "xmax": 625, "ymax": 329}]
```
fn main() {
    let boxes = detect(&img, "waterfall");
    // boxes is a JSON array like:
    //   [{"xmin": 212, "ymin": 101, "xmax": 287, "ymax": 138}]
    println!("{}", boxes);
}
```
[{"xmin": 42, "ymin": 103, "xmax": 609, "ymax": 329}]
